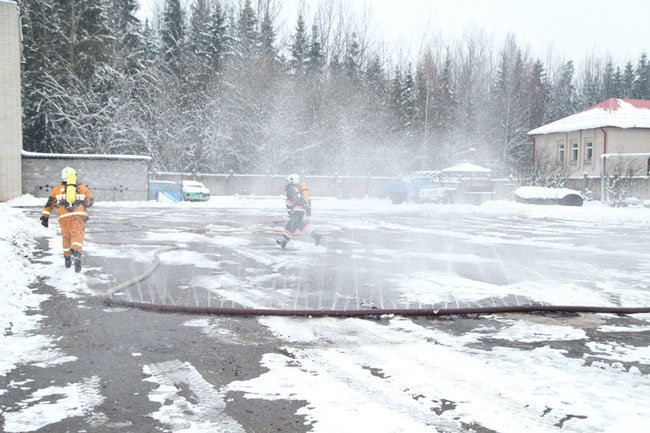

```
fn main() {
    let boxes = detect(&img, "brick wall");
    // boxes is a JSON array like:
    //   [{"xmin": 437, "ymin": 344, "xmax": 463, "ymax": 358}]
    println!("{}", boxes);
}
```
[
  {"xmin": 22, "ymin": 153, "xmax": 151, "ymax": 201},
  {"xmin": 0, "ymin": 1, "xmax": 22, "ymax": 202}
]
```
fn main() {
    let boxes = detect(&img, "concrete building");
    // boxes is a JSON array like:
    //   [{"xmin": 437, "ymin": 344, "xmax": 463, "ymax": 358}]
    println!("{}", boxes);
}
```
[
  {"xmin": 0, "ymin": 0, "xmax": 22, "ymax": 201},
  {"xmin": 528, "ymin": 99, "xmax": 650, "ymax": 178}
]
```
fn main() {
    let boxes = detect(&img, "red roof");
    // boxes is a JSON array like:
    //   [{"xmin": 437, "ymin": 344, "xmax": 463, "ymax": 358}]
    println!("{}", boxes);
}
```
[{"xmin": 579, "ymin": 98, "xmax": 650, "ymax": 113}]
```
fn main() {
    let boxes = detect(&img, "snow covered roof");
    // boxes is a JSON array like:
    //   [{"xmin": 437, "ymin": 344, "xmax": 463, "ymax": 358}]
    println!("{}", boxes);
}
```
[
  {"xmin": 22, "ymin": 150, "xmax": 151, "ymax": 161},
  {"xmin": 442, "ymin": 163, "xmax": 491, "ymax": 173},
  {"xmin": 528, "ymin": 98, "xmax": 650, "ymax": 135}
]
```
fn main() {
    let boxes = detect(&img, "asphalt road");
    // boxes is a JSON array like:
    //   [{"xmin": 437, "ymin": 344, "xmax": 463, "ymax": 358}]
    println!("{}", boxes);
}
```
[{"xmin": 2, "ymin": 204, "xmax": 649, "ymax": 432}]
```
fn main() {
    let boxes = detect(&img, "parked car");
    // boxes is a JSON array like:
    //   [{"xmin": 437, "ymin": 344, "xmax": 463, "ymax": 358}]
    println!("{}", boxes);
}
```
[
  {"xmin": 385, "ymin": 171, "xmax": 454, "ymax": 204},
  {"xmin": 181, "ymin": 180, "xmax": 210, "ymax": 202}
]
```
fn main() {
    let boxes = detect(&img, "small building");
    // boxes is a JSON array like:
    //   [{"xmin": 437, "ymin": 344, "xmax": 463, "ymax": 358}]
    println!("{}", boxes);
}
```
[
  {"xmin": 528, "ymin": 98, "xmax": 650, "ymax": 178},
  {"xmin": 441, "ymin": 163, "xmax": 493, "ymax": 205}
]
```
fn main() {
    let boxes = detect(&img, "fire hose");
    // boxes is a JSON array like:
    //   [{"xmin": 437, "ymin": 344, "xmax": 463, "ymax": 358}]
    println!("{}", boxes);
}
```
[{"xmin": 103, "ymin": 248, "xmax": 650, "ymax": 317}]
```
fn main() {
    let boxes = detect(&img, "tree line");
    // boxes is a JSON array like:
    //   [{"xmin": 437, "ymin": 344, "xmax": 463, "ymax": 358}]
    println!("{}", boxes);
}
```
[{"xmin": 18, "ymin": 0, "xmax": 650, "ymax": 177}]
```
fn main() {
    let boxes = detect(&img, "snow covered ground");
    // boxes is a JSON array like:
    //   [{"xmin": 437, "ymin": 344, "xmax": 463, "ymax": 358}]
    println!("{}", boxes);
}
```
[{"xmin": 2, "ymin": 195, "xmax": 650, "ymax": 432}]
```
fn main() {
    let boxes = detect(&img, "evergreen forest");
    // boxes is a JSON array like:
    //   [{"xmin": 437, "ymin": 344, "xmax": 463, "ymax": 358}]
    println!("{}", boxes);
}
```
[{"xmin": 18, "ymin": 0, "xmax": 650, "ymax": 176}]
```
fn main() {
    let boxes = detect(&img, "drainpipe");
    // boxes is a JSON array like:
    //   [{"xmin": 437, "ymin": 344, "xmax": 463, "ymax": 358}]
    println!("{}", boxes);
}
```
[
  {"xmin": 531, "ymin": 136, "xmax": 536, "ymax": 165},
  {"xmin": 600, "ymin": 127, "xmax": 608, "ymax": 202}
]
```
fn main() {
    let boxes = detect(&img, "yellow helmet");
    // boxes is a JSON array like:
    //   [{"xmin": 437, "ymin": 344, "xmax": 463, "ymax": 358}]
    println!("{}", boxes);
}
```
[
  {"xmin": 287, "ymin": 173, "xmax": 300, "ymax": 184},
  {"xmin": 61, "ymin": 167, "xmax": 77, "ymax": 181}
]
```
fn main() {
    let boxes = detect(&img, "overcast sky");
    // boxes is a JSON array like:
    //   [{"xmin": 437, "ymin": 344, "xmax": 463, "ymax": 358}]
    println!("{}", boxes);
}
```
[{"xmin": 136, "ymin": 0, "xmax": 650, "ymax": 64}]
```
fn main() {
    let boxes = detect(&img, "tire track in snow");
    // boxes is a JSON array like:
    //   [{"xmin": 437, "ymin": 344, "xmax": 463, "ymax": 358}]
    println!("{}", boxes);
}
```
[{"xmin": 143, "ymin": 360, "xmax": 244, "ymax": 433}]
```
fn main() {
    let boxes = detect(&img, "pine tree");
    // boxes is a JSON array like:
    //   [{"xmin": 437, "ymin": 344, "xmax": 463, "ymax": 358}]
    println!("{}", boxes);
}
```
[
  {"xmin": 622, "ymin": 61, "xmax": 635, "ymax": 98},
  {"xmin": 329, "ymin": 54, "xmax": 342, "ymax": 77},
  {"xmin": 237, "ymin": 0, "xmax": 256, "ymax": 54},
  {"xmin": 290, "ymin": 13, "xmax": 308, "ymax": 73},
  {"xmin": 54, "ymin": 0, "xmax": 111, "ymax": 81},
  {"xmin": 434, "ymin": 54, "xmax": 455, "ymax": 135},
  {"xmin": 107, "ymin": 0, "xmax": 142, "ymax": 73},
  {"xmin": 307, "ymin": 24, "xmax": 324, "ymax": 73},
  {"xmin": 258, "ymin": 10, "xmax": 276, "ymax": 61},
  {"xmin": 188, "ymin": 0, "xmax": 211, "ymax": 60},
  {"xmin": 633, "ymin": 52, "xmax": 650, "ymax": 99},
  {"xmin": 365, "ymin": 56, "xmax": 386, "ymax": 103},
  {"xmin": 527, "ymin": 59, "xmax": 547, "ymax": 129},
  {"xmin": 601, "ymin": 60, "xmax": 615, "ymax": 100},
  {"xmin": 344, "ymin": 33, "xmax": 362, "ymax": 82},
  {"xmin": 581, "ymin": 69, "xmax": 600, "ymax": 108},
  {"xmin": 612, "ymin": 66, "xmax": 623, "ymax": 98},
  {"xmin": 550, "ymin": 60, "xmax": 577, "ymax": 120},
  {"xmin": 390, "ymin": 66, "xmax": 403, "ymax": 115},
  {"xmin": 492, "ymin": 43, "xmax": 529, "ymax": 170},
  {"xmin": 162, "ymin": 0, "xmax": 184, "ymax": 72},
  {"xmin": 19, "ymin": 0, "xmax": 57, "ymax": 151},
  {"xmin": 206, "ymin": 1, "xmax": 227, "ymax": 72},
  {"xmin": 401, "ymin": 67, "xmax": 417, "ymax": 129}
]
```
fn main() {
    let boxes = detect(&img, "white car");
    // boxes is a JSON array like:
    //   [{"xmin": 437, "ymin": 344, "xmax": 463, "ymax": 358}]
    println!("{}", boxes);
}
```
[{"xmin": 181, "ymin": 180, "xmax": 210, "ymax": 202}]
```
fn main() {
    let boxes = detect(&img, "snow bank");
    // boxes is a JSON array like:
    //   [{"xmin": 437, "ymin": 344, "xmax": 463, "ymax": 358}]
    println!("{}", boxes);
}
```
[
  {"xmin": 5, "ymin": 193, "xmax": 43, "ymax": 207},
  {"xmin": 0, "ymin": 202, "xmax": 51, "ymax": 374}
]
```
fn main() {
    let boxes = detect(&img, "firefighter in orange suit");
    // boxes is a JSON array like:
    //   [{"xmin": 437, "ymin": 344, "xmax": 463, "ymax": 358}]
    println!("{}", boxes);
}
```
[
  {"xmin": 40, "ymin": 167, "xmax": 94, "ymax": 272},
  {"xmin": 276, "ymin": 174, "xmax": 321, "ymax": 249}
]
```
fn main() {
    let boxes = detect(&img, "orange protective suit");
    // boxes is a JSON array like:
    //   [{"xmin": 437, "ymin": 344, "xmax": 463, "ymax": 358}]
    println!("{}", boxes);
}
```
[{"xmin": 41, "ymin": 183, "xmax": 93, "ymax": 257}]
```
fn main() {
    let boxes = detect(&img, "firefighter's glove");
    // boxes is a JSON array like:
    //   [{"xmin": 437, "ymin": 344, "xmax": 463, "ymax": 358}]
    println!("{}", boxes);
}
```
[
  {"xmin": 40, "ymin": 216, "xmax": 49, "ymax": 228},
  {"xmin": 305, "ymin": 207, "xmax": 312, "ymax": 217}
]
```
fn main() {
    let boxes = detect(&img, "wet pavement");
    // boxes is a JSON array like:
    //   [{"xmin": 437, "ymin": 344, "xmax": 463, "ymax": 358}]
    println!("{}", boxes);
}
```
[
  {"xmin": 2, "ymin": 202, "xmax": 649, "ymax": 433},
  {"xmin": 76, "ymin": 204, "xmax": 650, "ymax": 313}
]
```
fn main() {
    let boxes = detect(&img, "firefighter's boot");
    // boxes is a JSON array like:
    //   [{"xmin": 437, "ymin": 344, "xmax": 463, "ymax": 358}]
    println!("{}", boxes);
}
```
[
  {"xmin": 276, "ymin": 239, "xmax": 287, "ymax": 249},
  {"xmin": 71, "ymin": 249, "xmax": 82, "ymax": 273},
  {"xmin": 64, "ymin": 255, "xmax": 72, "ymax": 268}
]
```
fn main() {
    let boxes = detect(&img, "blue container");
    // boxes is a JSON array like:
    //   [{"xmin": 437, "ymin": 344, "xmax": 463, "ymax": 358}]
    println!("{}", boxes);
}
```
[{"xmin": 149, "ymin": 181, "xmax": 181, "ymax": 201}]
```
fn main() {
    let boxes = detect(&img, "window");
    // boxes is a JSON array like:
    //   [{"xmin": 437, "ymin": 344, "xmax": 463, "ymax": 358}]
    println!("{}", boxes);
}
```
[
  {"xmin": 557, "ymin": 141, "xmax": 565, "ymax": 163},
  {"xmin": 570, "ymin": 141, "xmax": 579, "ymax": 164},
  {"xmin": 584, "ymin": 140, "xmax": 593, "ymax": 164}
]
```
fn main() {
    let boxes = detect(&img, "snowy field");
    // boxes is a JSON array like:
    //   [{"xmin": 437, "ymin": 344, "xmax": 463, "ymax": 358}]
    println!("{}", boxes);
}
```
[{"xmin": 2, "ymin": 195, "xmax": 650, "ymax": 432}]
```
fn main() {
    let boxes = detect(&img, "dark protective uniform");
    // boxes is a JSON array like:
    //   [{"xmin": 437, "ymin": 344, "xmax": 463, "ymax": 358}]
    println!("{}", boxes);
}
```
[{"xmin": 277, "ymin": 181, "xmax": 321, "ymax": 248}]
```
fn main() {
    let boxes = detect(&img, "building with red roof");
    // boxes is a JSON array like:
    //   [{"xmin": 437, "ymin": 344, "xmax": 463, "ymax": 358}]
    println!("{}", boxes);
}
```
[{"xmin": 528, "ymin": 98, "xmax": 650, "ymax": 178}]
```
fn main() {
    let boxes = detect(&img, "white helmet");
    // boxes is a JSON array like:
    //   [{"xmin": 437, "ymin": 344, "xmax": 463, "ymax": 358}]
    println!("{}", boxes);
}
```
[
  {"xmin": 287, "ymin": 173, "xmax": 300, "ymax": 184},
  {"xmin": 61, "ymin": 167, "xmax": 77, "ymax": 181}
]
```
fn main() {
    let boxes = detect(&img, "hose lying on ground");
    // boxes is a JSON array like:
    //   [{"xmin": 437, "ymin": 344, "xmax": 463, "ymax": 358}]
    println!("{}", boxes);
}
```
[
  {"xmin": 104, "ymin": 246, "xmax": 179, "ymax": 296},
  {"xmin": 103, "ymin": 298, "xmax": 650, "ymax": 317},
  {"xmin": 103, "ymin": 246, "xmax": 650, "ymax": 317}
]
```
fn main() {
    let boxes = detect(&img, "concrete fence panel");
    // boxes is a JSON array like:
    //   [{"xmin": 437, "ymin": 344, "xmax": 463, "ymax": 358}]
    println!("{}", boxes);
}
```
[{"xmin": 22, "ymin": 152, "xmax": 150, "ymax": 201}]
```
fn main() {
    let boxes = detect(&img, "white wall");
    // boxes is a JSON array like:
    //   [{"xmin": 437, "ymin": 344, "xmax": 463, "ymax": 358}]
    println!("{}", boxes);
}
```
[
  {"xmin": 534, "ymin": 127, "xmax": 650, "ymax": 177},
  {"xmin": 0, "ymin": 1, "xmax": 22, "ymax": 201}
]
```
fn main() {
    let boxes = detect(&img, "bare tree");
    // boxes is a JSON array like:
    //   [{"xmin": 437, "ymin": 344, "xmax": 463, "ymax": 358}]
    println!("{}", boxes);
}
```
[
  {"xmin": 605, "ymin": 156, "xmax": 641, "ymax": 207},
  {"xmin": 519, "ymin": 147, "xmax": 569, "ymax": 188}
]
